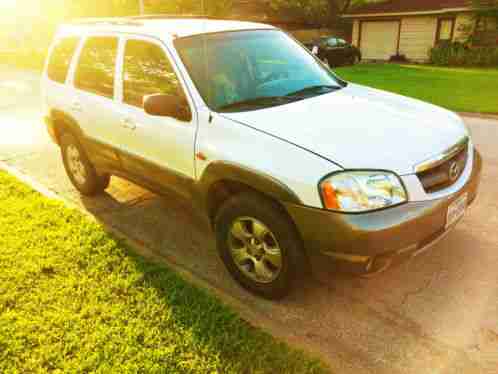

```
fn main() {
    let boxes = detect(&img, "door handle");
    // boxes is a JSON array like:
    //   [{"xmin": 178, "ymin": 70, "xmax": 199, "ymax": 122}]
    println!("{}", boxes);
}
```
[
  {"xmin": 121, "ymin": 117, "xmax": 136, "ymax": 130},
  {"xmin": 70, "ymin": 101, "xmax": 82, "ymax": 113}
]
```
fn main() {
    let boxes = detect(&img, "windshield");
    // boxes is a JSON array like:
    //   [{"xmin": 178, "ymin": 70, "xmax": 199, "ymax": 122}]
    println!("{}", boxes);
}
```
[{"xmin": 174, "ymin": 29, "xmax": 345, "ymax": 112}]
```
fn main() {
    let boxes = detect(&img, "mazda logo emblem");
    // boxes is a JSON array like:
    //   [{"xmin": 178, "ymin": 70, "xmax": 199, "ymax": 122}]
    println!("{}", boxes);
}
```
[{"xmin": 449, "ymin": 162, "xmax": 460, "ymax": 182}]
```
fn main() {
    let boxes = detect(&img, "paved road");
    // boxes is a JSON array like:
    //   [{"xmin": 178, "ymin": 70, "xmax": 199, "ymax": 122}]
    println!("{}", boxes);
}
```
[{"xmin": 1, "ymin": 66, "xmax": 497, "ymax": 373}]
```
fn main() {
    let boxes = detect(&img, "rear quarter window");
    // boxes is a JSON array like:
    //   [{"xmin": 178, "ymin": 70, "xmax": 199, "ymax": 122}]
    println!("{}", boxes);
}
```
[{"xmin": 47, "ymin": 37, "xmax": 80, "ymax": 84}]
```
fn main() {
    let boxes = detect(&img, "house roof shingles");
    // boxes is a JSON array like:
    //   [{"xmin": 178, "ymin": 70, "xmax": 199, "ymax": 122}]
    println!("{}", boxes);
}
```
[{"xmin": 345, "ymin": 0, "xmax": 471, "ymax": 15}]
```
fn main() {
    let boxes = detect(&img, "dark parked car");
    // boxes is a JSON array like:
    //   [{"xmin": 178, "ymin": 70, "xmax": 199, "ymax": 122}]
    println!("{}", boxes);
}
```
[{"xmin": 305, "ymin": 37, "xmax": 361, "ymax": 67}]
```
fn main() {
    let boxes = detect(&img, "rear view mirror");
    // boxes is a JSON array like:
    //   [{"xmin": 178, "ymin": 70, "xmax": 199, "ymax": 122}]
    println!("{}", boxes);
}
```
[{"xmin": 143, "ymin": 94, "xmax": 191, "ymax": 121}]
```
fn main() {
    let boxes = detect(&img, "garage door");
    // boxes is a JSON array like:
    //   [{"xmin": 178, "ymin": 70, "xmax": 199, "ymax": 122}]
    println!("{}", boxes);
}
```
[{"xmin": 361, "ymin": 21, "xmax": 399, "ymax": 60}]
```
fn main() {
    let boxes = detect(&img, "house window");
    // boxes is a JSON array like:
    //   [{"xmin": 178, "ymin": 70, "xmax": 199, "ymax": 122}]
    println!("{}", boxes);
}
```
[{"xmin": 437, "ymin": 18, "xmax": 455, "ymax": 43}]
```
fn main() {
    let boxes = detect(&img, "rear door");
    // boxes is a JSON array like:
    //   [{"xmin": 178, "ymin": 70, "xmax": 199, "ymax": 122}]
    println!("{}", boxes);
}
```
[
  {"xmin": 43, "ymin": 36, "xmax": 81, "ymax": 124},
  {"xmin": 113, "ymin": 36, "xmax": 197, "ymax": 198},
  {"xmin": 70, "ymin": 35, "xmax": 122, "ymax": 170}
]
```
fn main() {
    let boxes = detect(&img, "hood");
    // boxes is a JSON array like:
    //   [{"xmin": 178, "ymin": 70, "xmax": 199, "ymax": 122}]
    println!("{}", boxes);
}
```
[{"xmin": 221, "ymin": 83, "xmax": 469, "ymax": 175}]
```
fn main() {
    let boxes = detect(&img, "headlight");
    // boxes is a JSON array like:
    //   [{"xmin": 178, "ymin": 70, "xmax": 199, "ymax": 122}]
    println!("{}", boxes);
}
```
[{"xmin": 319, "ymin": 171, "xmax": 407, "ymax": 213}]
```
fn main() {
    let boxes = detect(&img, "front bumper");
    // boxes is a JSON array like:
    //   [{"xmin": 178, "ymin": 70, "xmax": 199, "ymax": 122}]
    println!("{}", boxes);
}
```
[{"xmin": 285, "ymin": 150, "xmax": 482, "ymax": 275}]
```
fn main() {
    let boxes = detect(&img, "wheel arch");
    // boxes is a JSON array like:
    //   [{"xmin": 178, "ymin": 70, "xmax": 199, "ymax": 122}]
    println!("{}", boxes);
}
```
[
  {"xmin": 197, "ymin": 161, "xmax": 303, "ymax": 226},
  {"xmin": 49, "ymin": 109, "xmax": 84, "ymax": 145}
]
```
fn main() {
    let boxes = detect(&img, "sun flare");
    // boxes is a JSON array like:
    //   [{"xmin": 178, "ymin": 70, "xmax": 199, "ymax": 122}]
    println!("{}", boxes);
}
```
[{"xmin": 0, "ymin": 0, "xmax": 17, "ymax": 9}]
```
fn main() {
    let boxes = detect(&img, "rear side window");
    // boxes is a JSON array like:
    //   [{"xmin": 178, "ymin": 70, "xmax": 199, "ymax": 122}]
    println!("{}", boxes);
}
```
[
  {"xmin": 47, "ymin": 37, "xmax": 80, "ymax": 83},
  {"xmin": 74, "ymin": 37, "xmax": 118, "ymax": 98},
  {"xmin": 122, "ymin": 40, "xmax": 182, "ymax": 107},
  {"xmin": 326, "ymin": 38, "xmax": 338, "ymax": 47}
]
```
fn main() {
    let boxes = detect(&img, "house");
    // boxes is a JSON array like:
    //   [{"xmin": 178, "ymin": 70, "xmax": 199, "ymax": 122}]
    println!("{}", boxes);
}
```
[{"xmin": 342, "ymin": 0, "xmax": 497, "ymax": 62}]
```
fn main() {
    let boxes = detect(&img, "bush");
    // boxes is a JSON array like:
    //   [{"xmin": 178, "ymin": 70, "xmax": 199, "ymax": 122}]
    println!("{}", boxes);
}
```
[{"xmin": 430, "ymin": 41, "xmax": 498, "ymax": 67}]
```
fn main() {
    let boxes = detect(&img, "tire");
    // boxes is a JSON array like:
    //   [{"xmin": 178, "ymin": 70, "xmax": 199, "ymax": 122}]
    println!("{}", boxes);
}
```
[
  {"xmin": 60, "ymin": 132, "xmax": 110, "ymax": 196},
  {"xmin": 350, "ymin": 54, "xmax": 360, "ymax": 65},
  {"xmin": 215, "ymin": 192, "xmax": 306, "ymax": 299}
]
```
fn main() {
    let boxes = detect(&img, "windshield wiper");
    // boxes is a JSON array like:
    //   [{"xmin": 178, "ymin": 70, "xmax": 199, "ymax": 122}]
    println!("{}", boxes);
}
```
[
  {"xmin": 217, "ymin": 96, "xmax": 299, "ymax": 112},
  {"xmin": 285, "ymin": 85, "xmax": 342, "ymax": 99}
]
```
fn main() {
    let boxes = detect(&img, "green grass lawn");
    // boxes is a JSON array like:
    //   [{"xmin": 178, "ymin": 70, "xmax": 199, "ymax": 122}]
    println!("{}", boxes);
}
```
[
  {"xmin": 335, "ymin": 64, "xmax": 498, "ymax": 114},
  {"xmin": 0, "ymin": 171, "xmax": 327, "ymax": 373}
]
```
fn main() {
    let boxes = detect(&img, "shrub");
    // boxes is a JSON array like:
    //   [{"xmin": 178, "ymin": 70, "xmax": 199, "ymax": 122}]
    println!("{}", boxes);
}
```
[{"xmin": 430, "ymin": 41, "xmax": 498, "ymax": 67}]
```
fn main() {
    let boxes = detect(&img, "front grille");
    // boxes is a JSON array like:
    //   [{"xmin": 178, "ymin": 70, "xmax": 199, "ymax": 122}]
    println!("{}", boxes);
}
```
[{"xmin": 417, "ymin": 144, "xmax": 468, "ymax": 193}]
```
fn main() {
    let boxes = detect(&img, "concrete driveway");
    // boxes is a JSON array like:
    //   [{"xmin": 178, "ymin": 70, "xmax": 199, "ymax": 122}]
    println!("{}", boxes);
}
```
[{"xmin": 1, "ymin": 66, "xmax": 497, "ymax": 373}]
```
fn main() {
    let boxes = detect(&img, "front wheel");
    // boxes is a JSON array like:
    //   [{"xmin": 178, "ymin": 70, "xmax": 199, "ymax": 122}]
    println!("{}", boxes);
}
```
[{"xmin": 215, "ymin": 192, "xmax": 306, "ymax": 299}]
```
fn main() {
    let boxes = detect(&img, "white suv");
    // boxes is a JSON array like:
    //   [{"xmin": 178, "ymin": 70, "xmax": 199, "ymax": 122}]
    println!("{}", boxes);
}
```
[{"xmin": 42, "ymin": 16, "xmax": 482, "ymax": 299}]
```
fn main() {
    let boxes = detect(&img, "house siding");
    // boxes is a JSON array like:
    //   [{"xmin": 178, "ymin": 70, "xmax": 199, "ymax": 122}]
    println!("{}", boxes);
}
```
[
  {"xmin": 398, "ymin": 16, "xmax": 438, "ymax": 61},
  {"xmin": 352, "ymin": 20, "xmax": 360, "ymax": 47}
]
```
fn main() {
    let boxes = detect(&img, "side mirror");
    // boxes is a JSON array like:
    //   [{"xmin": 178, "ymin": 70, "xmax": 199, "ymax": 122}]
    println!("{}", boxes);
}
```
[{"xmin": 143, "ymin": 94, "xmax": 191, "ymax": 121}]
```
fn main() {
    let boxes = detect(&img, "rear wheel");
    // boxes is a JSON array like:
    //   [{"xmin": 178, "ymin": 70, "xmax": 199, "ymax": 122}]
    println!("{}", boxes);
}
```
[
  {"xmin": 60, "ymin": 132, "xmax": 110, "ymax": 196},
  {"xmin": 215, "ymin": 192, "xmax": 306, "ymax": 299}
]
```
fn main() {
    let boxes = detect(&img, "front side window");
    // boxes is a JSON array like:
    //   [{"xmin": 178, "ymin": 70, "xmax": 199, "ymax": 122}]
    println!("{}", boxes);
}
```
[
  {"xmin": 74, "ymin": 37, "xmax": 118, "ymax": 98},
  {"xmin": 47, "ymin": 37, "xmax": 80, "ymax": 83},
  {"xmin": 175, "ymin": 30, "xmax": 345, "ymax": 112},
  {"xmin": 122, "ymin": 40, "xmax": 182, "ymax": 108}
]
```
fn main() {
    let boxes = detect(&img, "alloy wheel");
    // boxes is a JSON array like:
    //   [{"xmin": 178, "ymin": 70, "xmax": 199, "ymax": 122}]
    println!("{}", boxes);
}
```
[
  {"xmin": 66, "ymin": 144, "xmax": 87, "ymax": 185},
  {"xmin": 228, "ymin": 217, "xmax": 283, "ymax": 284}
]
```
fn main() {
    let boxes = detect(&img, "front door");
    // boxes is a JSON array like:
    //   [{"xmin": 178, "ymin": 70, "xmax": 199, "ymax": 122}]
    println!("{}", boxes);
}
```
[
  {"xmin": 114, "ymin": 37, "xmax": 197, "ymax": 198},
  {"xmin": 322, "ymin": 38, "xmax": 345, "ymax": 66}
]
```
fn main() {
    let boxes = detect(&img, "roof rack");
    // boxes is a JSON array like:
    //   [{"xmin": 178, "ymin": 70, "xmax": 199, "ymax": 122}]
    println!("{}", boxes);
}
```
[
  {"xmin": 129, "ymin": 14, "xmax": 214, "ymax": 20},
  {"xmin": 69, "ymin": 17, "xmax": 142, "ymax": 27},
  {"xmin": 68, "ymin": 14, "xmax": 221, "ymax": 27}
]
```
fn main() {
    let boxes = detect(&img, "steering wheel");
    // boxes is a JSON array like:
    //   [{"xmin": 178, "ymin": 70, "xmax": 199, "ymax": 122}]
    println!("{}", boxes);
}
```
[
  {"xmin": 256, "ymin": 77, "xmax": 293, "ymax": 96},
  {"xmin": 259, "ymin": 71, "xmax": 289, "ymax": 86}
]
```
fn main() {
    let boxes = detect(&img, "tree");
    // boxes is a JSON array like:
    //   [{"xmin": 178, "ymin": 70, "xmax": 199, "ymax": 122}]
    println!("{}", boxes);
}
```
[
  {"xmin": 470, "ymin": 0, "xmax": 498, "ymax": 45},
  {"xmin": 68, "ymin": 0, "xmax": 140, "ymax": 18},
  {"xmin": 268, "ymin": 0, "xmax": 336, "ymax": 26},
  {"xmin": 145, "ymin": 0, "xmax": 233, "ymax": 16},
  {"xmin": 472, "ymin": 0, "xmax": 498, "ymax": 20},
  {"xmin": 267, "ymin": 0, "xmax": 377, "ymax": 26}
]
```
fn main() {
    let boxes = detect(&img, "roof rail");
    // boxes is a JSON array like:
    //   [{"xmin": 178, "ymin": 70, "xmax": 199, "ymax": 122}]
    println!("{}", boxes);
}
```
[
  {"xmin": 69, "ymin": 17, "xmax": 142, "ymax": 27},
  {"xmin": 129, "ymin": 14, "xmax": 214, "ymax": 20}
]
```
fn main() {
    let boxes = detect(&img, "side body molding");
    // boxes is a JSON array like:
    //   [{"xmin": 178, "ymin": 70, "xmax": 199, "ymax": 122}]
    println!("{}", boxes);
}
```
[{"xmin": 48, "ymin": 109, "xmax": 120, "ymax": 171}]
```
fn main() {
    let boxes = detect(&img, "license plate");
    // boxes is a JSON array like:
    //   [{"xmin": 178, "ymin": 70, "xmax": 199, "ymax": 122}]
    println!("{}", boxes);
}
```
[{"xmin": 446, "ymin": 193, "xmax": 468, "ymax": 229}]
